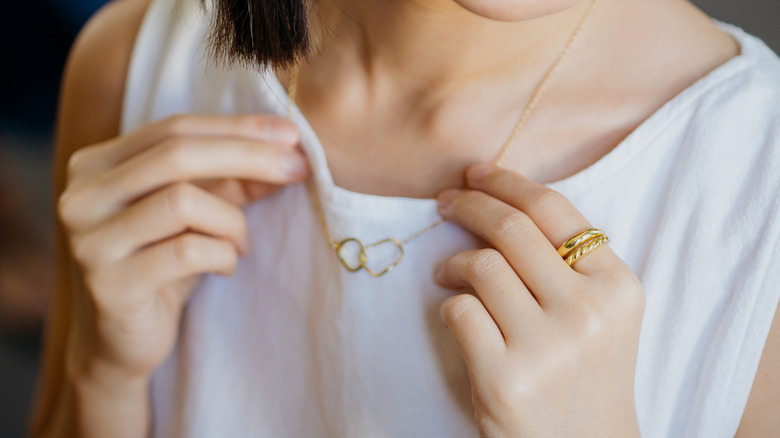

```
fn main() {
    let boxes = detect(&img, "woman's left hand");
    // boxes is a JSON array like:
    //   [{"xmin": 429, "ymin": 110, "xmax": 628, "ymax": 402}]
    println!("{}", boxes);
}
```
[{"xmin": 436, "ymin": 164, "xmax": 645, "ymax": 438}]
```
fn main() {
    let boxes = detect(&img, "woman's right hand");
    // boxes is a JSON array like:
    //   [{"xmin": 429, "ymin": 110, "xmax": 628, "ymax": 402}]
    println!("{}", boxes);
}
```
[{"xmin": 57, "ymin": 114, "xmax": 307, "ymax": 385}]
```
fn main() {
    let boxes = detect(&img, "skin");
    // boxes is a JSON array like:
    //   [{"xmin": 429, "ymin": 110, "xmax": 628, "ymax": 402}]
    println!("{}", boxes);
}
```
[
  {"xmin": 31, "ymin": 0, "xmax": 779, "ymax": 436},
  {"xmin": 436, "ymin": 165, "xmax": 644, "ymax": 437},
  {"xmin": 290, "ymin": 0, "xmax": 739, "ymax": 196}
]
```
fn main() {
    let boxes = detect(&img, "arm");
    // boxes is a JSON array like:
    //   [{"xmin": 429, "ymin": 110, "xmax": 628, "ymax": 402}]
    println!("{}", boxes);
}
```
[
  {"xmin": 31, "ymin": 4, "xmax": 309, "ymax": 437},
  {"xmin": 436, "ymin": 164, "xmax": 780, "ymax": 436},
  {"xmin": 30, "ymin": 1, "xmax": 157, "ymax": 435},
  {"xmin": 435, "ymin": 165, "xmax": 643, "ymax": 437},
  {"xmin": 736, "ymin": 301, "xmax": 780, "ymax": 436}
]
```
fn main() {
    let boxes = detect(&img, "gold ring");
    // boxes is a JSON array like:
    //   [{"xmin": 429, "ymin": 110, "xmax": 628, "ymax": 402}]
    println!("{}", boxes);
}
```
[
  {"xmin": 557, "ymin": 228, "xmax": 605, "ymax": 257},
  {"xmin": 563, "ymin": 234, "xmax": 609, "ymax": 267}
]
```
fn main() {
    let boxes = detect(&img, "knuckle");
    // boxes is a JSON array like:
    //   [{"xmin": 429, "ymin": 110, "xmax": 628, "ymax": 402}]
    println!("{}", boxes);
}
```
[
  {"xmin": 158, "ymin": 138, "xmax": 191, "ymax": 172},
  {"xmin": 66, "ymin": 140, "xmax": 115, "ymax": 182},
  {"xmin": 441, "ymin": 294, "xmax": 480, "ymax": 324},
  {"xmin": 564, "ymin": 293, "xmax": 607, "ymax": 340},
  {"xmin": 494, "ymin": 210, "xmax": 533, "ymax": 235},
  {"xmin": 465, "ymin": 249, "xmax": 505, "ymax": 279},
  {"xmin": 57, "ymin": 185, "xmax": 94, "ymax": 231},
  {"xmin": 162, "ymin": 114, "xmax": 193, "ymax": 137},
  {"xmin": 532, "ymin": 189, "xmax": 569, "ymax": 212},
  {"xmin": 172, "ymin": 234, "xmax": 204, "ymax": 269},
  {"xmin": 574, "ymin": 308, "xmax": 606, "ymax": 341},
  {"xmin": 66, "ymin": 149, "xmax": 89, "ymax": 181},
  {"xmin": 164, "ymin": 183, "xmax": 196, "ymax": 219}
]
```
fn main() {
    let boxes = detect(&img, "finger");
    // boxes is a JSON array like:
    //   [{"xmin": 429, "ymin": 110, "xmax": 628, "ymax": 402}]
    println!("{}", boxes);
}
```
[
  {"xmin": 196, "ymin": 178, "xmax": 283, "ymax": 206},
  {"xmin": 437, "ymin": 189, "xmax": 572, "ymax": 305},
  {"xmin": 440, "ymin": 294, "xmax": 505, "ymax": 374},
  {"xmin": 465, "ymin": 164, "xmax": 619, "ymax": 275},
  {"xmin": 89, "ymin": 233, "xmax": 239, "ymax": 306},
  {"xmin": 70, "ymin": 183, "xmax": 249, "ymax": 269},
  {"xmin": 67, "ymin": 114, "xmax": 300, "ymax": 182},
  {"xmin": 60, "ymin": 136, "xmax": 307, "ymax": 231},
  {"xmin": 436, "ymin": 249, "xmax": 543, "ymax": 340}
]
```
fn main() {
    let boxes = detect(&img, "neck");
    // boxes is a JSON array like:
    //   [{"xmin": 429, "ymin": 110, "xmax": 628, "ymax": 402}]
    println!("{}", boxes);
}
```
[
  {"xmin": 284, "ymin": 0, "xmax": 739, "ymax": 197},
  {"xmin": 307, "ymin": 0, "xmax": 601, "ymax": 93},
  {"xmin": 288, "ymin": 0, "xmax": 607, "ymax": 197}
]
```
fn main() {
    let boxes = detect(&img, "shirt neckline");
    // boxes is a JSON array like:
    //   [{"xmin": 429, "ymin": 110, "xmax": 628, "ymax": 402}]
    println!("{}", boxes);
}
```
[{"xmin": 260, "ymin": 22, "xmax": 761, "ymax": 214}]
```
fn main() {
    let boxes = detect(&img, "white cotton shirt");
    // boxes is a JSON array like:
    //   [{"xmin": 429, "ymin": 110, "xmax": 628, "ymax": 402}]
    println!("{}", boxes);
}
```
[{"xmin": 122, "ymin": 0, "xmax": 780, "ymax": 436}]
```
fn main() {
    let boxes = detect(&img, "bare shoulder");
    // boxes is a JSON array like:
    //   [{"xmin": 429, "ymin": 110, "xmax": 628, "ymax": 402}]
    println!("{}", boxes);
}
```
[
  {"xmin": 55, "ymin": 0, "xmax": 152, "ymax": 178},
  {"xmin": 617, "ymin": 0, "xmax": 740, "ymax": 101}
]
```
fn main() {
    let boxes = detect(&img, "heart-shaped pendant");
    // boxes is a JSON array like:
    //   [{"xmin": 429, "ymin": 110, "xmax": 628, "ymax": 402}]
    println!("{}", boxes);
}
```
[{"xmin": 335, "ymin": 237, "xmax": 405, "ymax": 277}]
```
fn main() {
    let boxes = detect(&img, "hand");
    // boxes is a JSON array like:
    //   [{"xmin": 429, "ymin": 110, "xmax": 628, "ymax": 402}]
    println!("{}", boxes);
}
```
[
  {"xmin": 58, "ymin": 114, "xmax": 308, "ymax": 383},
  {"xmin": 435, "ymin": 164, "xmax": 645, "ymax": 438}
]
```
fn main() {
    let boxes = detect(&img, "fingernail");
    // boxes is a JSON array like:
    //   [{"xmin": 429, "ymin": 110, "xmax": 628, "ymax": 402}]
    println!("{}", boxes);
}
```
[
  {"xmin": 433, "ymin": 263, "xmax": 445, "ymax": 285},
  {"xmin": 437, "ymin": 189, "xmax": 460, "ymax": 215},
  {"xmin": 265, "ymin": 119, "xmax": 300, "ymax": 144},
  {"xmin": 281, "ymin": 151, "xmax": 307, "ymax": 175},
  {"xmin": 466, "ymin": 164, "xmax": 495, "ymax": 183}
]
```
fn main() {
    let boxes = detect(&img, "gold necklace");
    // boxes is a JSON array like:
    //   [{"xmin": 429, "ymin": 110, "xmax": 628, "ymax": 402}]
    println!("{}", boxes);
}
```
[{"xmin": 288, "ymin": 0, "xmax": 597, "ymax": 277}]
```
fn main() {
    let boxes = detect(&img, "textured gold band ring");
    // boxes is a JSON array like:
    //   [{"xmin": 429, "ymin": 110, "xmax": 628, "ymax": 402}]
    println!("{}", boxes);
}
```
[
  {"xmin": 557, "ymin": 228, "xmax": 609, "ymax": 266},
  {"xmin": 557, "ymin": 228, "xmax": 605, "ymax": 257},
  {"xmin": 563, "ymin": 234, "xmax": 609, "ymax": 266}
]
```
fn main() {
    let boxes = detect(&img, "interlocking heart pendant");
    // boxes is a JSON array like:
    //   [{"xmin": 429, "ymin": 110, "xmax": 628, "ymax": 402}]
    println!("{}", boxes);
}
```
[{"xmin": 335, "ymin": 238, "xmax": 405, "ymax": 277}]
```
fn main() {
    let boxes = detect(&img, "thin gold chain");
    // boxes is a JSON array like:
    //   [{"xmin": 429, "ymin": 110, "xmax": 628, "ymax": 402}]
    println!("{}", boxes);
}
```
[
  {"xmin": 492, "ymin": 0, "xmax": 597, "ymax": 167},
  {"xmin": 305, "ymin": 179, "xmax": 338, "ymax": 249},
  {"xmin": 288, "ymin": 0, "xmax": 597, "ymax": 273}
]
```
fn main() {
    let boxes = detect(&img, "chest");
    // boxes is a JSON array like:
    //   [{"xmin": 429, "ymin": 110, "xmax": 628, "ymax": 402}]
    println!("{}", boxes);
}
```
[{"xmin": 298, "ymin": 97, "xmax": 634, "ymax": 199}]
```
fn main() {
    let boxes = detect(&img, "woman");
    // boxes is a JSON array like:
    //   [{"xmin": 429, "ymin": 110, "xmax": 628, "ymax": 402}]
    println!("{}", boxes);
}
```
[{"xmin": 32, "ymin": 0, "xmax": 779, "ymax": 436}]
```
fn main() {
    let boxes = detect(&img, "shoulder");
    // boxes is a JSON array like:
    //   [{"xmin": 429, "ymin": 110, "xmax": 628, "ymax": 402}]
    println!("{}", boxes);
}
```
[
  {"xmin": 685, "ymin": 30, "xmax": 780, "ymax": 435},
  {"xmin": 688, "ymin": 26, "xmax": 780, "ymax": 144},
  {"xmin": 669, "ymin": 28, "xmax": 780, "ymax": 205},
  {"xmin": 55, "ymin": 0, "xmax": 152, "ymax": 182},
  {"xmin": 65, "ymin": 0, "xmax": 152, "ymax": 98},
  {"xmin": 678, "ymin": 31, "xmax": 780, "ymax": 266}
]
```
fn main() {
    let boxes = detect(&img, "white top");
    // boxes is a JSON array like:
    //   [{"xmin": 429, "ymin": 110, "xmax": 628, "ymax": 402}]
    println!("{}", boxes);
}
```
[{"xmin": 122, "ymin": 0, "xmax": 780, "ymax": 436}]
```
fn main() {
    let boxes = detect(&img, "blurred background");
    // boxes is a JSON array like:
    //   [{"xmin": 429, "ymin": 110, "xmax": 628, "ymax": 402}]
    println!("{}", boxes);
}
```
[{"xmin": 0, "ymin": 0, "xmax": 778, "ymax": 436}]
